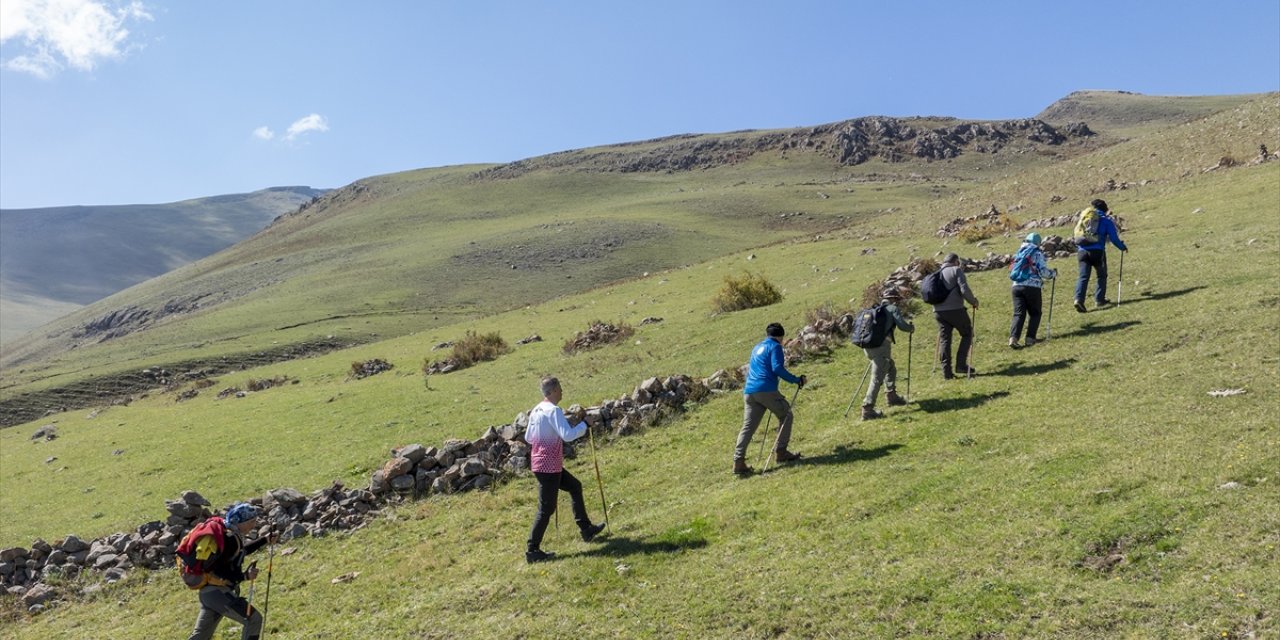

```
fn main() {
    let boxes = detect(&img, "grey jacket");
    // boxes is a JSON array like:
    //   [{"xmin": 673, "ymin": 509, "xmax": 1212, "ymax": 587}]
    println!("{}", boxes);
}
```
[{"xmin": 933, "ymin": 265, "xmax": 980, "ymax": 312}]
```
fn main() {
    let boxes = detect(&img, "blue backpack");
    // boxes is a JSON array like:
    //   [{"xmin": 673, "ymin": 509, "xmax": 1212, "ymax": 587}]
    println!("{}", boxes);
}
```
[{"xmin": 1008, "ymin": 245, "xmax": 1039, "ymax": 282}]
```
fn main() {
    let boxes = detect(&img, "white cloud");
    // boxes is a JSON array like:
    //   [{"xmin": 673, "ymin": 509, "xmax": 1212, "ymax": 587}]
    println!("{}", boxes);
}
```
[
  {"xmin": 284, "ymin": 113, "xmax": 329, "ymax": 141},
  {"xmin": 252, "ymin": 126, "xmax": 275, "ymax": 141},
  {"xmin": 1, "ymin": 0, "xmax": 152, "ymax": 78}
]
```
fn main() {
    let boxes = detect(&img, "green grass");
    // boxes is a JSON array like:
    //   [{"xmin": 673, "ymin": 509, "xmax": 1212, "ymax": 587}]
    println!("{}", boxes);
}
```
[{"xmin": 1, "ymin": 96, "xmax": 1277, "ymax": 638}]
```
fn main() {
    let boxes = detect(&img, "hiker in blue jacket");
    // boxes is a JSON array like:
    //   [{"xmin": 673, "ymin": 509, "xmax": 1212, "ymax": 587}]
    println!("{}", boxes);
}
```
[
  {"xmin": 1074, "ymin": 199, "xmax": 1128, "ymax": 312},
  {"xmin": 1009, "ymin": 233, "xmax": 1057, "ymax": 348},
  {"xmin": 732, "ymin": 323, "xmax": 806, "ymax": 475}
]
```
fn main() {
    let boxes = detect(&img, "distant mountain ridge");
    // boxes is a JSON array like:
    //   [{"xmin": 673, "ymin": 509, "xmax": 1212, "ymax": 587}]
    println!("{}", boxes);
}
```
[{"xmin": 0, "ymin": 186, "xmax": 328, "ymax": 343}]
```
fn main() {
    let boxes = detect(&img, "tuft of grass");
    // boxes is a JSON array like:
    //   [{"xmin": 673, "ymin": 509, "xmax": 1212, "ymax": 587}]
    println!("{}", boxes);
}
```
[
  {"xmin": 957, "ymin": 212, "xmax": 1022, "ymax": 243},
  {"xmin": 423, "ymin": 331, "xmax": 511, "ymax": 374},
  {"xmin": 711, "ymin": 271, "xmax": 783, "ymax": 313},
  {"xmin": 562, "ymin": 320, "xmax": 635, "ymax": 355}
]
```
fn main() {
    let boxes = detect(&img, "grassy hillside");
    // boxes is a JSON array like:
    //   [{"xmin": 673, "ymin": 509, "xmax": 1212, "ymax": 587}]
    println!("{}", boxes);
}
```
[
  {"xmin": 0, "ymin": 187, "xmax": 325, "ymax": 343},
  {"xmin": 0, "ymin": 94, "xmax": 1276, "ymax": 638},
  {"xmin": 1036, "ymin": 90, "xmax": 1268, "ymax": 138}
]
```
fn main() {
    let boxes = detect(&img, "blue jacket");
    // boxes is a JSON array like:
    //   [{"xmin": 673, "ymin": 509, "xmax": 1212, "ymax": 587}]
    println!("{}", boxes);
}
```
[
  {"xmin": 744, "ymin": 337, "xmax": 801, "ymax": 394},
  {"xmin": 1078, "ymin": 215, "xmax": 1127, "ymax": 252}
]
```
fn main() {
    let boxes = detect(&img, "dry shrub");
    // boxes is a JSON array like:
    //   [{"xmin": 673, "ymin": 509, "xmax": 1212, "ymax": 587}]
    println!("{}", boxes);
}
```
[
  {"xmin": 957, "ymin": 213, "xmax": 1022, "ymax": 243},
  {"xmin": 562, "ymin": 320, "xmax": 635, "ymax": 355},
  {"xmin": 804, "ymin": 301, "xmax": 850, "ymax": 327},
  {"xmin": 246, "ymin": 376, "xmax": 293, "ymax": 392},
  {"xmin": 712, "ymin": 272, "xmax": 783, "ymax": 313},
  {"xmin": 352, "ymin": 359, "xmax": 394, "ymax": 379},
  {"xmin": 423, "ymin": 332, "xmax": 510, "ymax": 375}
]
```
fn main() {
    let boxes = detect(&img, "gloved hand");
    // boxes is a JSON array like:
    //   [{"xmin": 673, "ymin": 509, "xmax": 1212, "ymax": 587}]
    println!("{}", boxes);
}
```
[{"xmin": 799, "ymin": 375, "xmax": 808, "ymax": 388}]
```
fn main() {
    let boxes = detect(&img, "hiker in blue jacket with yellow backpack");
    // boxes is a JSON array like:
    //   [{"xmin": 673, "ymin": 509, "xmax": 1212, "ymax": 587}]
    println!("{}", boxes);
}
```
[
  {"xmin": 1008, "ymin": 232, "xmax": 1057, "ymax": 348},
  {"xmin": 1073, "ymin": 199, "xmax": 1128, "ymax": 312}
]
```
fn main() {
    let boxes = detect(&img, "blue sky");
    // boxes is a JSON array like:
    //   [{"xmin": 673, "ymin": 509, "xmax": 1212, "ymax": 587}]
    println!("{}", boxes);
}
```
[{"xmin": 1, "ymin": 0, "xmax": 1277, "ymax": 209}]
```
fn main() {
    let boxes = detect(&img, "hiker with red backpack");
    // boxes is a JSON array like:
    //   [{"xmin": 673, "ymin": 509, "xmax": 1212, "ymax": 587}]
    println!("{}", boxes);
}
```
[
  {"xmin": 1008, "ymin": 232, "xmax": 1058, "ymax": 348},
  {"xmin": 922, "ymin": 254, "xmax": 980, "ymax": 379},
  {"xmin": 180, "ymin": 503, "xmax": 275, "ymax": 640},
  {"xmin": 1073, "ymin": 198, "xmax": 1128, "ymax": 312},
  {"xmin": 851, "ymin": 290, "xmax": 915, "ymax": 420}
]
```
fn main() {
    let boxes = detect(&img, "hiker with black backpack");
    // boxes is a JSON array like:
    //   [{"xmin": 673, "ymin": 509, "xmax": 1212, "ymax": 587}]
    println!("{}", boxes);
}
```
[
  {"xmin": 921, "ymin": 254, "xmax": 980, "ymax": 379},
  {"xmin": 1008, "ymin": 232, "xmax": 1057, "ymax": 348},
  {"xmin": 733, "ymin": 323, "xmax": 806, "ymax": 475},
  {"xmin": 180, "ymin": 503, "xmax": 275, "ymax": 640},
  {"xmin": 851, "ymin": 289, "xmax": 915, "ymax": 420},
  {"xmin": 1072, "ymin": 198, "xmax": 1128, "ymax": 312},
  {"xmin": 524, "ymin": 376, "xmax": 607, "ymax": 563}
]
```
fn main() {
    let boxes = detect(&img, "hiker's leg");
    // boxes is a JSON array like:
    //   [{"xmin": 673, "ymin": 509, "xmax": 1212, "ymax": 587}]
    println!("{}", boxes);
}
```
[
  {"xmin": 187, "ymin": 599, "xmax": 223, "ymax": 640},
  {"xmin": 193, "ymin": 586, "xmax": 261, "ymax": 640},
  {"xmin": 558, "ymin": 468, "xmax": 590, "ymax": 527},
  {"xmin": 1074, "ymin": 250, "xmax": 1091, "ymax": 302},
  {"xmin": 953, "ymin": 309, "xmax": 974, "ymax": 369},
  {"xmin": 757, "ymin": 391, "xmax": 793, "ymax": 452},
  {"xmin": 734, "ymin": 394, "xmax": 767, "ymax": 461},
  {"xmin": 1010, "ymin": 286, "xmax": 1027, "ymax": 340},
  {"xmin": 863, "ymin": 344, "xmax": 890, "ymax": 406},
  {"xmin": 1094, "ymin": 250, "xmax": 1109, "ymax": 303},
  {"xmin": 884, "ymin": 354, "xmax": 899, "ymax": 393},
  {"xmin": 1025, "ymin": 286, "xmax": 1044, "ymax": 339},
  {"xmin": 935, "ymin": 314, "xmax": 954, "ymax": 369},
  {"xmin": 526, "ymin": 471, "xmax": 560, "ymax": 552}
]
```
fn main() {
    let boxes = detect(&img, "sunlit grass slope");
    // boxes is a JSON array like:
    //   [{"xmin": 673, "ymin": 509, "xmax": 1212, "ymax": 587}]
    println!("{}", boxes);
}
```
[{"xmin": 1, "ymin": 116, "xmax": 1276, "ymax": 636}]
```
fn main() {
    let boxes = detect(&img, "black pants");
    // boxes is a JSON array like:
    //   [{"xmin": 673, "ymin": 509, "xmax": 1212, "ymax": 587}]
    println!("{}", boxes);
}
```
[
  {"xmin": 527, "ymin": 469, "xmax": 590, "ymax": 552},
  {"xmin": 1010, "ymin": 286, "xmax": 1043, "ymax": 341},
  {"xmin": 934, "ymin": 308, "xmax": 973, "ymax": 371},
  {"xmin": 1075, "ymin": 249, "xmax": 1108, "ymax": 304}
]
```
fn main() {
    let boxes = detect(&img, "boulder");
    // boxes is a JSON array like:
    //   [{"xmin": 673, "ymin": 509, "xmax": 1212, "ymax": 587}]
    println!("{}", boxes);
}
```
[
  {"xmin": 21, "ymin": 583, "xmax": 54, "ymax": 607},
  {"xmin": 389, "ymin": 474, "xmax": 415, "ymax": 492},
  {"xmin": 0, "ymin": 547, "xmax": 28, "ymax": 562},
  {"xmin": 461, "ymin": 458, "xmax": 487, "ymax": 477},
  {"xmin": 397, "ymin": 444, "xmax": 427, "ymax": 464},
  {"xmin": 369, "ymin": 470, "xmax": 389, "ymax": 495},
  {"xmin": 103, "ymin": 568, "xmax": 127, "ymax": 583},
  {"xmin": 181, "ymin": 490, "xmax": 211, "ymax": 506},
  {"xmin": 266, "ymin": 488, "xmax": 307, "ymax": 507}
]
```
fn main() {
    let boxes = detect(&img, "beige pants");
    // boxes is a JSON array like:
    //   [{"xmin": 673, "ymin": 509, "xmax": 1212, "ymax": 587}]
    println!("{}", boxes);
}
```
[{"xmin": 734, "ymin": 391, "xmax": 793, "ymax": 460}]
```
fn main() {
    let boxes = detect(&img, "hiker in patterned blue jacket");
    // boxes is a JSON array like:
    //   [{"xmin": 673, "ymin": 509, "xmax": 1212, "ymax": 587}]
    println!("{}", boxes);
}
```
[
  {"xmin": 1074, "ymin": 199, "xmax": 1128, "ymax": 312},
  {"xmin": 732, "ymin": 323, "xmax": 806, "ymax": 475},
  {"xmin": 1008, "ymin": 232, "xmax": 1057, "ymax": 348}
]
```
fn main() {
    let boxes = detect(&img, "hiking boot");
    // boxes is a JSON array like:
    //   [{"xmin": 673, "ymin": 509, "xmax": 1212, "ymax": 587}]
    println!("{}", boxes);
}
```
[
  {"xmin": 1096, "ymin": 299, "xmax": 1113, "ymax": 309},
  {"xmin": 774, "ymin": 449, "xmax": 801, "ymax": 462},
  {"xmin": 733, "ymin": 459, "xmax": 753, "ymax": 475},
  {"xmin": 1008, "ymin": 337, "xmax": 1022, "ymax": 349},
  {"xmin": 885, "ymin": 390, "xmax": 907, "ymax": 406},
  {"xmin": 525, "ymin": 549, "xmax": 556, "ymax": 564},
  {"xmin": 580, "ymin": 522, "xmax": 606, "ymax": 543},
  {"xmin": 942, "ymin": 367, "xmax": 955, "ymax": 380},
  {"xmin": 1024, "ymin": 336, "xmax": 1038, "ymax": 347},
  {"xmin": 1074, "ymin": 299, "xmax": 1087, "ymax": 313},
  {"xmin": 861, "ymin": 405, "xmax": 884, "ymax": 421},
  {"xmin": 955, "ymin": 365, "xmax": 978, "ymax": 377}
]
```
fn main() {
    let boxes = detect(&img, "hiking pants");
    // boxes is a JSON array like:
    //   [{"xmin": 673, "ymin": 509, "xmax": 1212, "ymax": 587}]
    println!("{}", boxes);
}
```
[
  {"xmin": 934, "ymin": 308, "xmax": 973, "ymax": 372},
  {"xmin": 1075, "ymin": 249, "xmax": 1108, "ymax": 304},
  {"xmin": 527, "ymin": 469, "xmax": 590, "ymax": 552},
  {"xmin": 734, "ymin": 391, "xmax": 793, "ymax": 460},
  {"xmin": 188, "ymin": 584, "xmax": 262, "ymax": 640},
  {"xmin": 1010, "ymin": 285, "xmax": 1043, "ymax": 341},
  {"xmin": 862, "ymin": 342, "xmax": 896, "ymax": 407}
]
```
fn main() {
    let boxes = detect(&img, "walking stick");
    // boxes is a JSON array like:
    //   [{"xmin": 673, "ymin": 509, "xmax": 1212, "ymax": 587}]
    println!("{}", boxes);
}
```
[
  {"xmin": 1045, "ymin": 277, "xmax": 1056, "ymax": 340},
  {"xmin": 755, "ymin": 411, "xmax": 774, "ymax": 469},
  {"xmin": 930, "ymin": 333, "xmax": 941, "ymax": 374},
  {"xmin": 843, "ymin": 361, "xmax": 873, "ymax": 418},
  {"xmin": 906, "ymin": 331, "xmax": 913, "ymax": 402},
  {"xmin": 1116, "ymin": 251, "xmax": 1125, "ymax": 306},
  {"xmin": 262, "ymin": 535, "xmax": 276, "ymax": 639},
  {"xmin": 763, "ymin": 385, "xmax": 803, "ymax": 473},
  {"xmin": 968, "ymin": 307, "xmax": 977, "ymax": 380},
  {"xmin": 587, "ymin": 422, "xmax": 609, "ymax": 529}
]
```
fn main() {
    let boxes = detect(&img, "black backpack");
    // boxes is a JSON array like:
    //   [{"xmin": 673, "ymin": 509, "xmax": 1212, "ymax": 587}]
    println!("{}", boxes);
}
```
[
  {"xmin": 850, "ymin": 303, "xmax": 890, "ymax": 348},
  {"xmin": 920, "ymin": 268, "xmax": 953, "ymax": 305}
]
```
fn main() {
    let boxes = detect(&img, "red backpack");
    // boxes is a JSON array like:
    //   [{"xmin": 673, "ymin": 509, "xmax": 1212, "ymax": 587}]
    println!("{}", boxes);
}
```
[{"xmin": 175, "ymin": 517, "xmax": 232, "ymax": 589}]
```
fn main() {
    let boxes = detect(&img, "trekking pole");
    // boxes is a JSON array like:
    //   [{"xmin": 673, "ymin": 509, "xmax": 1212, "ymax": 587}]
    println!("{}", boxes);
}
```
[
  {"xmin": 262, "ymin": 534, "xmax": 276, "ymax": 639},
  {"xmin": 587, "ymin": 422, "xmax": 609, "ymax": 530},
  {"xmin": 755, "ymin": 412, "xmax": 774, "ymax": 469},
  {"xmin": 763, "ymin": 385, "xmax": 803, "ymax": 473},
  {"xmin": 1117, "ymin": 251, "xmax": 1125, "ymax": 306},
  {"xmin": 906, "ymin": 331, "xmax": 913, "ymax": 402},
  {"xmin": 843, "ymin": 362, "xmax": 873, "ymax": 418},
  {"xmin": 930, "ymin": 333, "xmax": 941, "ymax": 374},
  {"xmin": 968, "ymin": 307, "xmax": 977, "ymax": 380},
  {"xmin": 1045, "ymin": 277, "xmax": 1056, "ymax": 340}
]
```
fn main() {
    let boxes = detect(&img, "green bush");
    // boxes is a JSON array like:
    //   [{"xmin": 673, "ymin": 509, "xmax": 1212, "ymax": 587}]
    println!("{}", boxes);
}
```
[{"xmin": 712, "ymin": 272, "xmax": 782, "ymax": 313}]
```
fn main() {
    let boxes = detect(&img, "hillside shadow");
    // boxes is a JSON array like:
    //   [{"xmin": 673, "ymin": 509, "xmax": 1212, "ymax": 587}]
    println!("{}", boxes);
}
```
[
  {"xmin": 988, "ymin": 358, "xmax": 1077, "ymax": 377},
  {"xmin": 790, "ymin": 443, "xmax": 905, "ymax": 468},
  {"xmin": 916, "ymin": 390, "xmax": 1011, "ymax": 413},
  {"xmin": 569, "ymin": 534, "xmax": 709, "ymax": 559},
  {"xmin": 1123, "ymin": 286, "xmax": 1206, "ymax": 304},
  {"xmin": 1054, "ymin": 320, "xmax": 1142, "ymax": 339}
]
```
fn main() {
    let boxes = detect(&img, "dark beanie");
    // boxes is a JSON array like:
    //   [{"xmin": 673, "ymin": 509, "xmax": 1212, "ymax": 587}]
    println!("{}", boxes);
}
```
[
  {"xmin": 1091, "ymin": 199, "xmax": 1109, "ymax": 212},
  {"xmin": 766, "ymin": 323, "xmax": 785, "ymax": 338}
]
